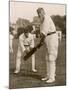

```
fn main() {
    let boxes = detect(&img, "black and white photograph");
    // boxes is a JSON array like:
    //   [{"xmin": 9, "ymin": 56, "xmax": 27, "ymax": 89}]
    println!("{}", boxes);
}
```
[{"xmin": 9, "ymin": 1, "xmax": 66, "ymax": 89}]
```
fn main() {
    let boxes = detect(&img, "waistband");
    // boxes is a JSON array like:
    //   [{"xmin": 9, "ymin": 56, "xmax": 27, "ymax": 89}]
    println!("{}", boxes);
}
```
[
  {"xmin": 47, "ymin": 31, "xmax": 56, "ymax": 36},
  {"xmin": 24, "ymin": 45, "xmax": 30, "ymax": 46}
]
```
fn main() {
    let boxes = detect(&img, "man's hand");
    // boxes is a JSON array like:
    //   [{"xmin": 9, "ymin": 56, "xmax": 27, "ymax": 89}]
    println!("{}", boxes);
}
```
[
  {"xmin": 40, "ymin": 33, "xmax": 45, "ymax": 44},
  {"xmin": 23, "ymin": 50, "xmax": 28, "ymax": 57},
  {"xmin": 24, "ymin": 49, "xmax": 29, "ymax": 54}
]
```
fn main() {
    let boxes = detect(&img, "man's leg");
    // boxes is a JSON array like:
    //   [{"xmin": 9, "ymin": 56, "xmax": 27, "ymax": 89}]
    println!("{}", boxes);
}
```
[
  {"xmin": 14, "ymin": 46, "xmax": 22, "ymax": 74},
  {"xmin": 45, "ymin": 34, "xmax": 58, "ymax": 83},
  {"xmin": 46, "ymin": 54, "xmax": 56, "ymax": 83},
  {"xmin": 41, "ymin": 34, "xmax": 58, "ymax": 82},
  {"xmin": 42, "ymin": 52, "xmax": 50, "ymax": 80},
  {"xmin": 46, "ymin": 45, "xmax": 58, "ymax": 83},
  {"xmin": 32, "ymin": 54, "xmax": 37, "ymax": 72}
]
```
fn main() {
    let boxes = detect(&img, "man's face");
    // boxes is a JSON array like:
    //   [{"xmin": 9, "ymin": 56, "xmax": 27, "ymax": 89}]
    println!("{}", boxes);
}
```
[
  {"xmin": 37, "ymin": 10, "xmax": 45, "ymax": 23},
  {"xmin": 24, "ymin": 32, "xmax": 29, "ymax": 38}
]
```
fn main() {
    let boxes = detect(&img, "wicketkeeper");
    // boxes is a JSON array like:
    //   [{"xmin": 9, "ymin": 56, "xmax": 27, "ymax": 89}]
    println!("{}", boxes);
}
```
[{"xmin": 14, "ymin": 27, "xmax": 37, "ymax": 74}]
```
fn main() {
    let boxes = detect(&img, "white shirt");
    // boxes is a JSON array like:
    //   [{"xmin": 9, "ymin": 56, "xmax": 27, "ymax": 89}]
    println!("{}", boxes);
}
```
[
  {"xmin": 19, "ymin": 33, "xmax": 34, "ymax": 52},
  {"xmin": 40, "ymin": 14, "xmax": 56, "ymax": 36}
]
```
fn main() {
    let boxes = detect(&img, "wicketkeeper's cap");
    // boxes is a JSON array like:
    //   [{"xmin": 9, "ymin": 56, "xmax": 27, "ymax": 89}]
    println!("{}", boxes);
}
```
[{"xmin": 24, "ymin": 26, "xmax": 29, "ymax": 33}]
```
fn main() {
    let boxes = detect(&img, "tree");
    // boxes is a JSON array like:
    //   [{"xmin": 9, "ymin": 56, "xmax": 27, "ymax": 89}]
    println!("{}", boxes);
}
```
[{"xmin": 51, "ymin": 15, "xmax": 66, "ymax": 34}]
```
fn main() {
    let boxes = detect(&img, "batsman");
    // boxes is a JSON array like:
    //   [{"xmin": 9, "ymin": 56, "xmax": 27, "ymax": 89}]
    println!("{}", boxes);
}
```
[
  {"xmin": 36, "ymin": 8, "xmax": 59, "ymax": 83},
  {"xmin": 14, "ymin": 27, "xmax": 37, "ymax": 74}
]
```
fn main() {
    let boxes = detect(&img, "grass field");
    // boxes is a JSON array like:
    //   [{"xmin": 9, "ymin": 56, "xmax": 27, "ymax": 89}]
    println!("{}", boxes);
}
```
[{"xmin": 9, "ymin": 38, "xmax": 66, "ymax": 89}]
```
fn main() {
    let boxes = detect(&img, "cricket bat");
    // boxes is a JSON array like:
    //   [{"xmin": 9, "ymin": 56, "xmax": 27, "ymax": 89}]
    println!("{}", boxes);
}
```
[{"xmin": 23, "ymin": 42, "xmax": 43, "ymax": 61}]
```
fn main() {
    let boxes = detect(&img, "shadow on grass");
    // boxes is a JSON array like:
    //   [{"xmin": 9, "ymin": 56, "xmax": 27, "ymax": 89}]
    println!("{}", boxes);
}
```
[{"xmin": 9, "ymin": 68, "xmax": 42, "ymax": 80}]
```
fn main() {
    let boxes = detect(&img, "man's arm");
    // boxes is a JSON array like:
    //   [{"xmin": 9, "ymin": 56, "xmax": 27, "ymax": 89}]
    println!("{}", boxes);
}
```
[
  {"xmin": 19, "ymin": 36, "xmax": 26, "ymax": 52},
  {"xmin": 23, "ymin": 34, "xmax": 45, "ymax": 61}
]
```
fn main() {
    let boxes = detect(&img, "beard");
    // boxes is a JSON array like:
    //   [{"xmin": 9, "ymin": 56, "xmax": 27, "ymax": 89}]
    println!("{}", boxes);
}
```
[{"xmin": 39, "ymin": 16, "xmax": 44, "ymax": 23}]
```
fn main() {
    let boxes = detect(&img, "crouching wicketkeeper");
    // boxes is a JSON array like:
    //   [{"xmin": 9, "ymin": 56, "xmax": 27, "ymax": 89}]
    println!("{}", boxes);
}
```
[{"xmin": 14, "ymin": 27, "xmax": 37, "ymax": 74}]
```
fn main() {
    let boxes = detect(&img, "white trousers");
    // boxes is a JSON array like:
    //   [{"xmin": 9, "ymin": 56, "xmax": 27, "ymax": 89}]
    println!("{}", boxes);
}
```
[
  {"xmin": 15, "ymin": 46, "xmax": 36, "ymax": 71},
  {"xmin": 45, "ymin": 33, "xmax": 58, "ymax": 80}
]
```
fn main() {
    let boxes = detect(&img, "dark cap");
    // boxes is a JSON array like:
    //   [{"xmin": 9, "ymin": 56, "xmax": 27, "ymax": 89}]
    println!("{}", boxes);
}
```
[{"xmin": 24, "ymin": 26, "xmax": 29, "ymax": 33}]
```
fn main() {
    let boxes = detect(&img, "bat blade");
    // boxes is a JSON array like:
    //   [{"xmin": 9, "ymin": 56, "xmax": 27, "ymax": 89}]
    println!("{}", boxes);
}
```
[
  {"xmin": 23, "ymin": 42, "xmax": 43, "ymax": 61},
  {"xmin": 23, "ymin": 47, "xmax": 37, "ymax": 60}
]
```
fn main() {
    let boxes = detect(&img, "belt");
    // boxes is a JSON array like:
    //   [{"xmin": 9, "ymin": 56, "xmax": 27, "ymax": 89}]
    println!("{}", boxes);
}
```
[
  {"xmin": 47, "ymin": 31, "xmax": 56, "ymax": 36},
  {"xmin": 24, "ymin": 45, "xmax": 30, "ymax": 46}
]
